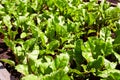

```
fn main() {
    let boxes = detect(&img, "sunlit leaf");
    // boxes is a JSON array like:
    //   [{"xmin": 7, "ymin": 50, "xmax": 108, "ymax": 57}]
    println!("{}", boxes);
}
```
[
  {"xmin": 22, "ymin": 74, "xmax": 38, "ymax": 80},
  {"xmin": 87, "ymin": 56, "xmax": 104, "ymax": 70},
  {"xmin": 20, "ymin": 32, "xmax": 27, "ymax": 39},
  {"xmin": 15, "ymin": 64, "xmax": 29, "ymax": 75},
  {"xmin": 3, "ymin": 15, "xmax": 12, "ymax": 29},
  {"xmin": 0, "ymin": 59, "xmax": 15, "ymax": 66},
  {"xmin": 53, "ymin": 53, "xmax": 69, "ymax": 70},
  {"xmin": 47, "ymin": 40, "xmax": 60, "ymax": 51}
]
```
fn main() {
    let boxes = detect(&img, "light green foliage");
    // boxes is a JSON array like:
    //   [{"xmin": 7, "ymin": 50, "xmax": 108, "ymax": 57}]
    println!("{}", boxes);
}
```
[
  {"xmin": 87, "ymin": 56, "xmax": 104, "ymax": 70},
  {"xmin": 0, "ymin": 0, "xmax": 120, "ymax": 80},
  {"xmin": 47, "ymin": 40, "xmax": 60, "ymax": 51},
  {"xmin": 0, "ymin": 59, "xmax": 15, "ymax": 66},
  {"xmin": 21, "ymin": 74, "xmax": 38, "ymax": 80}
]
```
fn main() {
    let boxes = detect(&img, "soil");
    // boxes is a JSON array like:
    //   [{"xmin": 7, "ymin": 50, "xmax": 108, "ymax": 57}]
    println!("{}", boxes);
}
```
[{"xmin": 0, "ymin": 38, "xmax": 22, "ymax": 80}]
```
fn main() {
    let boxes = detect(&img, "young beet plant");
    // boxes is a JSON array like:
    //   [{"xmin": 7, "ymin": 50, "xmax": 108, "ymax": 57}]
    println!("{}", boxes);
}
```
[{"xmin": 0, "ymin": 0, "xmax": 120, "ymax": 80}]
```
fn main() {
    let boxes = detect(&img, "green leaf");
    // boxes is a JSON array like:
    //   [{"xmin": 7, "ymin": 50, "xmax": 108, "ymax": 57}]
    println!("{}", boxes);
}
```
[
  {"xmin": 100, "ymin": 27, "xmax": 112, "ymax": 42},
  {"xmin": 89, "ymin": 38, "xmax": 113, "ymax": 58},
  {"xmin": 4, "ymin": 37, "xmax": 15, "ymax": 51},
  {"xmin": 27, "ymin": 50, "xmax": 39, "ymax": 61},
  {"xmin": 54, "ymin": 0, "xmax": 68, "ymax": 11},
  {"xmin": 23, "ymin": 38, "xmax": 36, "ymax": 51},
  {"xmin": 26, "ymin": 58, "xmax": 37, "ymax": 74},
  {"xmin": 31, "ymin": 0, "xmax": 38, "ymax": 11},
  {"xmin": 20, "ymin": 32, "xmax": 27, "ymax": 38},
  {"xmin": 114, "ymin": 35, "xmax": 120, "ymax": 44},
  {"xmin": 82, "ymin": 51, "xmax": 94, "ymax": 63},
  {"xmin": 0, "ymin": 4, "xmax": 4, "ymax": 9},
  {"xmin": 47, "ymin": 40, "xmax": 60, "ymax": 51},
  {"xmin": 15, "ymin": 64, "xmax": 29, "ymax": 75},
  {"xmin": 17, "ymin": 16, "xmax": 27, "ymax": 24},
  {"xmin": 114, "ymin": 52, "xmax": 120, "ymax": 63},
  {"xmin": 46, "ymin": 22, "xmax": 56, "ymax": 41},
  {"xmin": 69, "ymin": 68, "xmax": 83, "ymax": 77},
  {"xmin": 22, "ymin": 74, "xmax": 39, "ymax": 80},
  {"xmin": 97, "ymin": 69, "xmax": 120, "ymax": 79},
  {"xmin": 82, "ymin": 38, "xmax": 95, "ymax": 62},
  {"xmin": 74, "ymin": 39, "xmax": 85, "ymax": 65},
  {"xmin": 100, "ymin": 0, "xmax": 106, "ymax": 18},
  {"xmin": 26, "ymin": 49, "xmax": 40, "ymax": 74},
  {"xmin": 0, "ymin": 59, "xmax": 15, "ymax": 66},
  {"xmin": 37, "ymin": 29, "xmax": 48, "ymax": 46},
  {"xmin": 87, "ymin": 56, "xmax": 104, "ymax": 70},
  {"xmin": 102, "ymin": 42, "xmax": 113, "ymax": 56},
  {"xmin": 43, "ymin": 68, "xmax": 70, "ymax": 80},
  {"xmin": 3, "ymin": 15, "xmax": 12, "ymax": 29},
  {"xmin": 1, "ymin": 0, "xmax": 120, "ymax": 79},
  {"xmin": 53, "ymin": 53, "xmax": 69, "ymax": 70},
  {"xmin": 36, "ymin": 57, "xmax": 52, "ymax": 74},
  {"xmin": 105, "ymin": 7, "xmax": 120, "ymax": 19},
  {"xmin": 88, "ymin": 13, "xmax": 96, "ymax": 25},
  {"xmin": 107, "ymin": 72, "xmax": 120, "ymax": 80},
  {"xmin": 38, "ymin": 62, "xmax": 51, "ymax": 74},
  {"xmin": 104, "ymin": 59, "xmax": 117, "ymax": 69}
]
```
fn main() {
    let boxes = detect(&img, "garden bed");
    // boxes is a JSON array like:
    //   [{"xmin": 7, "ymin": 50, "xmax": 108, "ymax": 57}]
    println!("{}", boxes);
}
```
[{"xmin": 0, "ymin": 0, "xmax": 120, "ymax": 80}]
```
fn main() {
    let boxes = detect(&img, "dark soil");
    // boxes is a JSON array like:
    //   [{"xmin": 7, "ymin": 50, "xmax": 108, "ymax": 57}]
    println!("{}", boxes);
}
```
[{"xmin": 0, "ymin": 38, "xmax": 22, "ymax": 80}]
